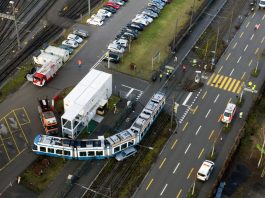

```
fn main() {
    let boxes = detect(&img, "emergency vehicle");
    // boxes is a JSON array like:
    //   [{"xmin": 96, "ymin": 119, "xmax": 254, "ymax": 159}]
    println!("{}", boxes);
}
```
[{"xmin": 221, "ymin": 103, "xmax": 236, "ymax": 124}]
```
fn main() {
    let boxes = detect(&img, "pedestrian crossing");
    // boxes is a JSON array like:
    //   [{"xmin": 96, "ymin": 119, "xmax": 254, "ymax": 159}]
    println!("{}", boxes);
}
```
[{"xmin": 207, "ymin": 73, "xmax": 244, "ymax": 94}]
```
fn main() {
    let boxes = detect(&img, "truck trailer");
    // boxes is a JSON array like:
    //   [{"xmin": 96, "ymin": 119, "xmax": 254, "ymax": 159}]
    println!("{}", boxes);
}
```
[
  {"xmin": 44, "ymin": 45, "xmax": 70, "ymax": 63},
  {"xmin": 33, "ymin": 50, "xmax": 62, "ymax": 65}
]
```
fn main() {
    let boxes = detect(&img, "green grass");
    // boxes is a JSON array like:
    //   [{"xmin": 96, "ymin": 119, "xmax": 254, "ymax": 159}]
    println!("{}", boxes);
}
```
[
  {"xmin": 108, "ymin": 95, "xmax": 120, "ymax": 110},
  {"xmin": 251, "ymin": 68, "xmax": 260, "ymax": 77},
  {"xmin": 115, "ymin": 0, "xmax": 205, "ymax": 80}
]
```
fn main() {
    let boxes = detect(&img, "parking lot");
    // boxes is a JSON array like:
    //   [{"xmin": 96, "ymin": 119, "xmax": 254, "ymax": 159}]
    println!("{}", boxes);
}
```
[{"xmin": 0, "ymin": 108, "xmax": 30, "ymax": 171}]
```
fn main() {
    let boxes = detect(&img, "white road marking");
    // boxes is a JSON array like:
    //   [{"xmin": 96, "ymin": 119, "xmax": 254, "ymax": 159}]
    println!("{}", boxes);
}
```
[
  {"xmin": 252, "ymin": 12, "xmax": 256, "ymax": 18},
  {"xmin": 248, "ymin": 59, "xmax": 253, "ymax": 67},
  {"xmin": 229, "ymin": 68, "xmax": 234, "ymax": 76},
  {"xmin": 184, "ymin": 143, "xmax": 191, "ymax": 154},
  {"xmin": 182, "ymin": 92, "xmax": 193, "ymax": 106},
  {"xmin": 195, "ymin": 125, "xmax": 202, "ymax": 135},
  {"xmin": 263, "ymin": 14, "xmax": 265, "ymax": 20},
  {"xmin": 205, "ymin": 109, "xmax": 211, "ymax": 118},
  {"xmin": 121, "ymin": 84, "xmax": 142, "ymax": 92},
  {"xmin": 173, "ymin": 163, "xmax": 180, "ymax": 174},
  {"xmin": 214, "ymin": 94, "xmax": 219, "ymax": 103},
  {"xmin": 246, "ymin": 21, "xmax": 250, "ymax": 28},
  {"xmin": 160, "ymin": 184, "xmax": 168, "ymax": 196},
  {"xmin": 250, "ymin": 33, "xmax": 254, "ymax": 40},
  {"xmin": 262, "ymin": 37, "xmax": 265, "ymax": 44},
  {"xmin": 126, "ymin": 88, "xmax": 134, "ymax": 98},
  {"xmin": 233, "ymin": 42, "xmax": 237, "ymax": 49},
  {"xmin": 226, "ymin": 53, "xmax": 231, "ymax": 61},
  {"xmin": 244, "ymin": 44, "xmax": 248, "ymax": 52},
  {"xmin": 237, "ymin": 56, "xmax": 241, "ymax": 63}
]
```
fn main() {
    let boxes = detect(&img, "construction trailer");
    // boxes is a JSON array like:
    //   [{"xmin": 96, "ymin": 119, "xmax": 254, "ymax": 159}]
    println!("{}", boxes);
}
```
[
  {"xmin": 44, "ymin": 45, "xmax": 70, "ymax": 63},
  {"xmin": 61, "ymin": 69, "xmax": 112, "ymax": 139},
  {"xmin": 33, "ymin": 50, "xmax": 62, "ymax": 65}
]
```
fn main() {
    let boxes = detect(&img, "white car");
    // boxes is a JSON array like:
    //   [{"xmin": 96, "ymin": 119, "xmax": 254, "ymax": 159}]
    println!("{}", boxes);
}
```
[
  {"xmin": 97, "ymin": 9, "xmax": 112, "ymax": 18},
  {"xmin": 113, "ymin": 38, "xmax": 128, "ymax": 48},
  {"xmin": 197, "ymin": 160, "xmax": 215, "ymax": 181},
  {"xmin": 132, "ymin": 18, "xmax": 149, "ymax": 26},
  {"xmin": 62, "ymin": 39, "xmax": 79, "ymax": 48},
  {"xmin": 221, "ymin": 103, "xmax": 236, "ymax": 124},
  {"xmin": 108, "ymin": 43, "xmax": 125, "ymax": 53},
  {"xmin": 135, "ymin": 14, "xmax": 153, "ymax": 23},
  {"xmin": 87, "ymin": 15, "xmax": 104, "ymax": 26},
  {"xmin": 110, "ymin": 0, "xmax": 125, "ymax": 6},
  {"xmin": 67, "ymin": 34, "xmax": 83, "ymax": 43}
]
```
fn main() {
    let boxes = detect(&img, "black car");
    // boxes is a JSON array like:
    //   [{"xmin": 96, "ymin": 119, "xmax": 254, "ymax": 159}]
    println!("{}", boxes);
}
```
[
  {"xmin": 120, "ymin": 30, "xmax": 138, "ymax": 39},
  {"xmin": 124, "ymin": 26, "xmax": 139, "ymax": 34},
  {"xmin": 121, "ymin": 27, "xmax": 139, "ymax": 35},
  {"xmin": 103, "ymin": 52, "xmax": 120, "ymax": 63},
  {"xmin": 146, "ymin": 5, "xmax": 160, "ymax": 14},
  {"xmin": 116, "ymin": 32, "xmax": 135, "ymax": 40},
  {"xmin": 127, "ymin": 22, "xmax": 144, "ymax": 31},
  {"xmin": 103, "ymin": 6, "xmax": 117, "ymax": 14}
]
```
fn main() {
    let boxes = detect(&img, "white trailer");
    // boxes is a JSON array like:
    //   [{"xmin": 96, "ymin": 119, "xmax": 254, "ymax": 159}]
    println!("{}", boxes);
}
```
[
  {"xmin": 33, "ymin": 50, "xmax": 62, "ymax": 65},
  {"xmin": 44, "ymin": 45, "xmax": 70, "ymax": 63},
  {"xmin": 61, "ymin": 69, "xmax": 112, "ymax": 139}
]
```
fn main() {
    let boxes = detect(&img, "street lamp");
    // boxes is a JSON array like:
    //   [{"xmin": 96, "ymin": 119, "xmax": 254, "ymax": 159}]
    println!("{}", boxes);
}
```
[
  {"xmin": 9, "ymin": 1, "xmax": 21, "ymax": 49},
  {"xmin": 88, "ymin": 0, "xmax": 91, "ymax": 16}
]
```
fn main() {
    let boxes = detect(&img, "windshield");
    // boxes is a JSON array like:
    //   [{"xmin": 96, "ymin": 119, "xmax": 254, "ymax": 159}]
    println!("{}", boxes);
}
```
[
  {"xmin": 47, "ymin": 125, "xmax": 58, "ymax": 130},
  {"xmin": 197, "ymin": 172, "xmax": 205, "ymax": 177},
  {"xmin": 33, "ymin": 76, "xmax": 41, "ymax": 82},
  {"xmin": 223, "ymin": 112, "xmax": 231, "ymax": 118}
]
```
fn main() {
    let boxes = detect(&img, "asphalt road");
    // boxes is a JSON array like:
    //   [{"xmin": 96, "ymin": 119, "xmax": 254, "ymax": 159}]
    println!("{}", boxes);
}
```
[{"xmin": 133, "ymin": 9, "xmax": 265, "ymax": 198}]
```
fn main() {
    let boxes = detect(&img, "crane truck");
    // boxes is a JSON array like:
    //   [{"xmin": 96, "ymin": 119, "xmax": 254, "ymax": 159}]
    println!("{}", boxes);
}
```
[{"xmin": 38, "ymin": 98, "xmax": 58, "ymax": 135}]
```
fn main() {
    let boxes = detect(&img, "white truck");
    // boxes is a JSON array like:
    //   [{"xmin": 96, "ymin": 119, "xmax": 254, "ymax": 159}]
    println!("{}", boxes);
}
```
[
  {"xmin": 33, "ymin": 50, "xmax": 62, "ymax": 65},
  {"xmin": 44, "ymin": 45, "xmax": 70, "ymax": 63},
  {"xmin": 61, "ymin": 69, "xmax": 112, "ymax": 139}
]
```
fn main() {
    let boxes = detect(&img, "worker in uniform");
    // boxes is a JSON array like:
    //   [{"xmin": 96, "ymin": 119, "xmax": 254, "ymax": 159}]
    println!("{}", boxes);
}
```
[
  {"xmin": 159, "ymin": 73, "xmax": 163, "ymax": 82},
  {"xmin": 254, "ymin": 23, "xmax": 260, "ymax": 30},
  {"xmin": 252, "ymin": 84, "xmax": 256, "ymax": 93},
  {"xmin": 166, "ymin": 71, "xmax": 169, "ymax": 79},
  {"xmin": 239, "ymin": 112, "xmax": 243, "ymax": 119},
  {"xmin": 248, "ymin": 81, "xmax": 252, "ymax": 87}
]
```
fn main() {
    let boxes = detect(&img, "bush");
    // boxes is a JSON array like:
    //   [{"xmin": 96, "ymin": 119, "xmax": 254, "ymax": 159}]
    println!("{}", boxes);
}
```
[
  {"xmin": 206, "ymin": 150, "xmax": 217, "ymax": 161},
  {"xmin": 251, "ymin": 68, "xmax": 260, "ymax": 77}
]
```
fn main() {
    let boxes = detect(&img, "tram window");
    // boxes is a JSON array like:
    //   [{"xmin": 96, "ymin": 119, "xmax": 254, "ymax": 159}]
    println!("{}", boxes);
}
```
[
  {"xmin": 96, "ymin": 151, "xmax": 103, "ymax": 156},
  {"xmin": 121, "ymin": 143, "xmax": 127, "ymax": 150},
  {"xmin": 32, "ymin": 144, "xmax": 37, "ymax": 150},
  {"xmin": 80, "ymin": 152, "xmax": 87, "ymax": 156},
  {"xmin": 88, "ymin": 151, "xmax": 95, "ymax": 156},
  {"xmin": 56, "ymin": 150, "xmax": 63, "ymax": 155},
  {"xmin": 64, "ymin": 151, "xmax": 70, "ymax": 156},
  {"xmin": 40, "ymin": 147, "xmax": 46, "ymax": 152},
  {"xmin": 128, "ymin": 140, "xmax": 134, "ymax": 146},
  {"xmin": 48, "ymin": 148, "xmax": 54, "ymax": 153},
  {"xmin": 114, "ymin": 146, "xmax": 120, "ymax": 153}
]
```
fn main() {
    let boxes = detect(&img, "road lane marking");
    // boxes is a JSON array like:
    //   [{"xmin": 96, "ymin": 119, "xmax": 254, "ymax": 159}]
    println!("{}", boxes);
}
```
[
  {"xmin": 237, "ymin": 56, "xmax": 242, "ymax": 63},
  {"xmin": 173, "ymin": 162, "xmax": 180, "ymax": 174},
  {"xmin": 187, "ymin": 168, "xmax": 194, "ymax": 179},
  {"xmin": 195, "ymin": 125, "xmax": 202, "ymax": 135},
  {"xmin": 193, "ymin": 105, "xmax": 198, "ymax": 114},
  {"xmin": 248, "ymin": 59, "xmax": 253, "ymax": 67},
  {"xmin": 229, "ymin": 68, "xmax": 234, "ymax": 76},
  {"xmin": 171, "ymin": 139, "xmax": 178, "ymax": 150},
  {"xmin": 182, "ymin": 92, "xmax": 193, "ymax": 106},
  {"xmin": 215, "ymin": 75, "xmax": 223, "ymax": 87},
  {"xmin": 262, "ymin": 14, "xmax": 265, "ymax": 20},
  {"xmin": 218, "ymin": 114, "xmax": 222, "ymax": 122},
  {"xmin": 198, "ymin": 148, "xmax": 205, "ymax": 159},
  {"xmin": 184, "ymin": 143, "xmax": 191, "ymax": 154},
  {"xmin": 233, "ymin": 42, "xmax": 237, "ymax": 49},
  {"xmin": 244, "ymin": 44, "xmax": 248, "ymax": 52},
  {"xmin": 13, "ymin": 110, "xmax": 29, "ymax": 144},
  {"xmin": 252, "ymin": 12, "xmax": 255, "ymax": 18},
  {"xmin": 160, "ymin": 184, "xmax": 168, "ymax": 196},
  {"xmin": 207, "ymin": 74, "xmax": 215, "ymax": 85},
  {"xmin": 250, "ymin": 33, "xmax": 254, "ymax": 40},
  {"xmin": 262, "ymin": 37, "xmax": 265, "ymax": 44},
  {"xmin": 219, "ymin": 76, "xmax": 228, "ymax": 89},
  {"xmin": 240, "ymin": 31, "xmax": 244, "ymax": 38},
  {"xmin": 176, "ymin": 189, "xmax": 182, "ymax": 198},
  {"xmin": 223, "ymin": 78, "xmax": 232, "ymax": 90},
  {"xmin": 217, "ymin": 65, "xmax": 223, "ymax": 73},
  {"xmin": 232, "ymin": 81, "xmax": 241, "ymax": 93},
  {"xmin": 159, "ymin": 158, "xmax": 167, "ymax": 169},
  {"xmin": 214, "ymin": 94, "xmax": 219, "ymax": 103},
  {"xmin": 146, "ymin": 178, "xmax": 154, "ymax": 191},
  {"xmin": 228, "ymin": 79, "xmax": 237, "ymax": 92},
  {"xmin": 255, "ymin": 48, "xmax": 259, "ymax": 55},
  {"xmin": 182, "ymin": 122, "xmax": 188, "ymax": 131},
  {"xmin": 208, "ymin": 129, "xmax": 215, "ymax": 140},
  {"xmin": 202, "ymin": 91, "xmax": 207, "ymax": 99},
  {"xmin": 241, "ymin": 72, "xmax": 246, "ymax": 80},
  {"xmin": 237, "ymin": 82, "xmax": 244, "ymax": 94},
  {"xmin": 228, "ymin": 98, "xmax": 232, "ymax": 104},
  {"xmin": 205, "ymin": 109, "xmax": 211, "ymax": 118},
  {"xmin": 246, "ymin": 22, "xmax": 250, "ymax": 28},
  {"xmin": 226, "ymin": 53, "xmax": 231, "ymax": 61}
]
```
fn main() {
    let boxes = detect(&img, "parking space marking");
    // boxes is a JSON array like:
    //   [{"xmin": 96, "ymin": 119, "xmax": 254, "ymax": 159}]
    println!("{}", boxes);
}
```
[
  {"xmin": 241, "ymin": 72, "xmax": 246, "ymax": 80},
  {"xmin": 4, "ymin": 118, "xmax": 20, "ymax": 153},
  {"xmin": 13, "ymin": 110, "xmax": 29, "ymax": 144},
  {"xmin": 0, "ymin": 134, "xmax": 10, "ymax": 161}
]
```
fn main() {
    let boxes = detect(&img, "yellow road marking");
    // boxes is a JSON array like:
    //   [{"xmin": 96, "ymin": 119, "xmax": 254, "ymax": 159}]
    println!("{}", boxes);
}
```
[
  {"xmin": 223, "ymin": 78, "xmax": 232, "ymax": 90},
  {"xmin": 13, "ymin": 110, "xmax": 29, "ymax": 144},
  {"xmin": 228, "ymin": 98, "xmax": 232, "ymax": 104},
  {"xmin": 219, "ymin": 76, "xmax": 228, "ymax": 89},
  {"xmin": 171, "ymin": 139, "xmax": 178, "ymax": 150},
  {"xmin": 217, "ymin": 65, "xmax": 223, "ymax": 73},
  {"xmin": 0, "ymin": 134, "xmax": 10, "ymax": 161},
  {"xmin": 248, "ymin": 59, "xmax": 253, "ymax": 67},
  {"xmin": 198, "ymin": 148, "xmax": 204, "ymax": 159},
  {"xmin": 187, "ymin": 168, "xmax": 194, "ymax": 179},
  {"xmin": 193, "ymin": 105, "xmax": 198, "ymax": 115},
  {"xmin": 202, "ymin": 91, "xmax": 207, "ymax": 99},
  {"xmin": 232, "ymin": 81, "xmax": 241, "ymax": 93},
  {"xmin": 176, "ymin": 189, "xmax": 182, "ymax": 198},
  {"xmin": 182, "ymin": 122, "xmax": 189, "ymax": 131},
  {"xmin": 146, "ymin": 178, "xmax": 154, "ymax": 191},
  {"xmin": 240, "ymin": 31, "xmax": 244, "ymax": 38},
  {"xmin": 208, "ymin": 129, "xmax": 215, "ymax": 140},
  {"xmin": 159, "ymin": 158, "xmax": 167, "ymax": 169},
  {"xmin": 215, "ymin": 75, "xmax": 223, "ymax": 87},
  {"xmin": 211, "ymin": 74, "xmax": 220, "ymax": 85},
  {"xmin": 22, "ymin": 107, "xmax": 31, "ymax": 124},
  {"xmin": 233, "ymin": 42, "xmax": 237, "ymax": 49},
  {"xmin": 241, "ymin": 72, "xmax": 246, "ymax": 80},
  {"xmin": 4, "ymin": 118, "xmax": 20, "ymax": 153},
  {"xmin": 228, "ymin": 79, "xmax": 237, "ymax": 92},
  {"xmin": 218, "ymin": 114, "xmax": 222, "ymax": 122},
  {"xmin": 255, "ymin": 48, "xmax": 259, "ymax": 55},
  {"xmin": 226, "ymin": 53, "xmax": 231, "ymax": 61},
  {"xmin": 207, "ymin": 73, "xmax": 215, "ymax": 85},
  {"xmin": 237, "ymin": 82, "xmax": 244, "ymax": 94}
]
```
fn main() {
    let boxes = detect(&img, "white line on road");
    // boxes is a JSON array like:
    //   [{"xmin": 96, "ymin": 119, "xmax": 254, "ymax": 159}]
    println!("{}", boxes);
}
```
[
  {"xmin": 252, "ymin": 12, "xmax": 256, "ymax": 18},
  {"xmin": 229, "ymin": 68, "xmax": 234, "ymax": 76},
  {"xmin": 226, "ymin": 53, "xmax": 231, "ymax": 61},
  {"xmin": 246, "ymin": 21, "xmax": 250, "ymax": 28},
  {"xmin": 205, "ymin": 109, "xmax": 211, "ymax": 118},
  {"xmin": 184, "ymin": 143, "xmax": 191, "ymax": 154},
  {"xmin": 263, "ymin": 14, "xmax": 265, "ymax": 20},
  {"xmin": 173, "ymin": 163, "xmax": 180, "ymax": 174},
  {"xmin": 233, "ymin": 42, "xmax": 237, "ymax": 49},
  {"xmin": 250, "ymin": 33, "xmax": 254, "ymax": 40},
  {"xmin": 126, "ymin": 88, "xmax": 134, "ymax": 98},
  {"xmin": 244, "ymin": 44, "xmax": 248, "ymax": 52},
  {"xmin": 160, "ymin": 184, "xmax": 168, "ymax": 196},
  {"xmin": 262, "ymin": 37, "xmax": 265, "ymax": 44},
  {"xmin": 195, "ymin": 125, "xmax": 202, "ymax": 135},
  {"xmin": 237, "ymin": 56, "xmax": 241, "ymax": 63},
  {"xmin": 214, "ymin": 94, "xmax": 220, "ymax": 103},
  {"xmin": 121, "ymin": 84, "xmax": 142, "ymax": 93},
  {"xmin": 182, "ymin": 92, "xmax": 193, "ymax": 106},
  {"xmin": 248, "ymin": 59, "xmax": 253, "ymax": 67}
]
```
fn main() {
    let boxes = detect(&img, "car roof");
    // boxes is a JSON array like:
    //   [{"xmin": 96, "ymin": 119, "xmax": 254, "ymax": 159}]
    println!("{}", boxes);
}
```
[
  {"xmin": 225, "ymin": 103, "xmax": 236, "ymax": 113},
  {"xmin": 198, "ymin": 160, "xmax": 214, "ymax": 174}
]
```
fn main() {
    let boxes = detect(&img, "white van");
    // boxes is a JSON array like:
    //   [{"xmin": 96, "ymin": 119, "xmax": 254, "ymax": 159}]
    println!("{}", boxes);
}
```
[
  {"xmin": 197, "ymin": 160, "xmax": 215, "ymax": 181},
  {"xmin": 259, "ymin": 0, "xmax": 265, "ymax": 8},
  {"xmin": 115, "ymin": 147, "xmax": 137, "ymax": 161}
]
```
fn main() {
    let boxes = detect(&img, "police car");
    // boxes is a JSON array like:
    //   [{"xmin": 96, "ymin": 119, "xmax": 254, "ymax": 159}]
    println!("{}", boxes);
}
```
[{"xmin": 221, "ymin": 103, "xmax": 236, "ymax": 124}]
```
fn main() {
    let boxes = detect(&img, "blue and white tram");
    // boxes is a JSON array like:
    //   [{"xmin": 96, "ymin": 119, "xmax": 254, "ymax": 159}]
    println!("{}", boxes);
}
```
[{"xmin": 32, "ymin": 92, "xmax": 166, "ymax": 160}]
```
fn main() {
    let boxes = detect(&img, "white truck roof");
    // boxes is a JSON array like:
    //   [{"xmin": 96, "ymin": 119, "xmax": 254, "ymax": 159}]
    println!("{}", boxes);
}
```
[
  {"xmin": 45, "ymin": 46, "xmax": 69, "ymax": 56},
  {"xmin": 33, "ymin": 51, "xmax": 61, "ymax": 65}
]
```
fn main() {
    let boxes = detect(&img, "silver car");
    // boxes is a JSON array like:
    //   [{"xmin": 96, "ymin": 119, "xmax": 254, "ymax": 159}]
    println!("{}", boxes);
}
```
[{"xmin": 115, "ymin": 147, "xmax": 137, "ymax": 161}]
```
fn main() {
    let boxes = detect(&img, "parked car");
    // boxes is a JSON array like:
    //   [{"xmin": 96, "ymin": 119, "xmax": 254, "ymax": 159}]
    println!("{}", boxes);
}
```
[
  {"xmin": 108, "ymin": 43, "xmax": 125, "ymax": 53},
  {"xmin": 67, "ymin": 34, "xmax": 83, "ymax": 43},
  {"xmin": 132, "ymin": 17, "xmax": 149, "ymax": 26},
  {"xmin": 146, "ymin": 5, "xmax": 161, "ymax": 14},
  {"xmin": 150, "ymin": 0, "xmax": 166, "ymax": 7},
  {"xmin": 127, "ymin": 22, "xmax": 145, "ymax": 31},
  {"xmin": 110, "ymin": 0, "xmax": 125, "ymax": 6},
  {"xmin": 104, "ymin": 2, "xmax": 121, "ymax": 9},
  {"xmin": 97, "ymin": 9, "xmax": 112, "ymax": 18},
  {"xmin": 122, "ymin": 27, "xmax": 139, "ymax": 35},
  {"xmin": 87, "ymin": 15, "xmax": 104, "ymax": 26},
  {"xmin": 142, "ymin": 9, "xmax": 158, "ymax": 18},
  {"xmin": 113, "ymin": 38, "xmax": 128, "ymax": 48},
  {"xmin": 103, "ymin": 52, "xmax": 120, "ymax": 63},
  {"xmin": 148, "ymin": 1, "xmax": 164, "ymax": 9},
  {"xmin": 135, "ymin": 14, "xmax": 153, "ymax": 23},
  {"xmin": 62, "ymin": 39, "xmax": 78, "ymax": 48},
  {"xmin": 59, "ymin": 45, "xmax": 74, "ymax": 54},
  {"xmin": 102, "ymin": 6, "xmax": 117, "ymax": 13},
  {"xmin": 115, "ymin": 147, "xmax": 137, "ymax": 161},
  {"xmin": 116, "ymin": 33, "xmax": 134, "ymax": 41},
  {"xmin": 73, "ymin": 29, "xmax": 89, "ymax": 38}
]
